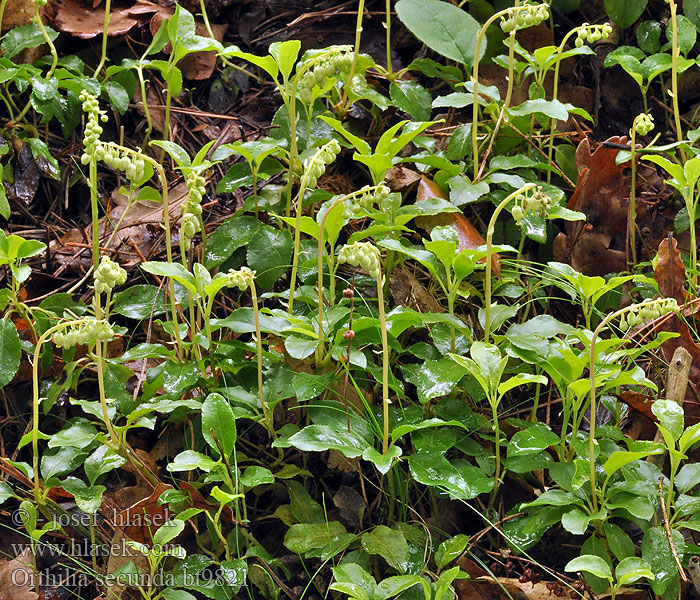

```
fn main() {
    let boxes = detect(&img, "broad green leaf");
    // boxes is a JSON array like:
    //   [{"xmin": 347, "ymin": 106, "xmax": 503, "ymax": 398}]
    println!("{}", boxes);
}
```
[
  {"xmin": 362, "ymin": 526, "xmax": 410, "ymax": 573},
  {"xmin": 507, "ymin": 423, "xmax": 559, "ymax": 457},
  {"xmin": 61, "ymin": 477, "xmax": 105, "ymax": 514},
  {"xmin": 112, "ymin": 285, "xmax": 166, "ymax": 319},
  {"xmin": 604, "ymin": 522, "xmax": 635, "ymax": 561},
  {"xmin": 284, "ymin": 521, "xmax": 347, "ymax": 554},
  {"xmin": 402, "ymin": 357, "xmax": 468, "ymax": 404},
  {"xmin": 435, "ymin": 534, "xmax": 469, "ymax": 570},
  {"xmin": 564, "ymin": 554, "xmax": 612, "ymax": 580},
  {"xmin": 269, "ymin": 40, "xmax": 301, "ymax": 81},
  {"xmin": 0, "ymin": 319, "xmax": 20, "ymax": 388},
  {"xmin": 1, "ymin": 24, "xmax": 59, "ymax": 58},
  {"xmin": 84, "ymin": 445, "xmax": 127, "ymax": 485},
  {"xmin": 395, "ymin": 0, "xmax": 483, "ymax": 66},
  {"xmin": 408, "ymin": 452, "xmax": 493, "ymax": 499},
  {"xmin": 604, "ymin": 0, "xmax": 647, "ymax": 29},
  {"xmin": 390, "ymin": 80, "xmax": 432, "ymax": 121},
  {"xmin": 651, "ymin": 399, "xmax": 684, "ymax": 442},
  {"xmin": 331, "ymin": 563, "xmax": 377, "ymax": 600},
  {"xmin": 376, "ymin": 575, "xmax": 425, "ymax": 600},
  {"xmin": 642, "ymin": 526, "xmax": 685, "ymax": 596},
  {"xmin": 150, "ymin": 140, "xmax": 191, "ymax": 167},
  {"xmin": 288, "ymin": 424, "xmax": 369, "ymax": 458},
  {"xmin": 363, "ymin": 445, "xmax": 402, "ymax": 475},
  {"xmin": 153, "ymin": 519, "xmax": 185, "ymax": 546},
  {"xmin": 48, "ymin": 418, "xmax": 97, "ymax": 449},
  {"xmin": 615, "ymin": 557, "xmax": 654, "ymax": 586},
  {"xmin": 603, "ymin": 449, "xmax": 662, "ymax": 477},
  {"xmin": 497, "ymin": 373, "xmax": 547, "ymax": 398},
  {"xmin": 246, "ymin": 225, "xmax": 293, "ymax": 289},
  {"xmin": 287, "ymin": 480, "xmax": 324, "ymax": 523},
  {"xmin": 201, "ymin": 393, "xmax": 236, "ymax": 458},
  {"xmin": 240, "ymin": 466, "xmax": 274, "ymax": 488},
  {"xmin": 141, "ymin": 261, "xmax": 197, "ymax": 296},
  {"xmin": 167, "ymin": 450, "xmax": 217, "ymax": 473}
]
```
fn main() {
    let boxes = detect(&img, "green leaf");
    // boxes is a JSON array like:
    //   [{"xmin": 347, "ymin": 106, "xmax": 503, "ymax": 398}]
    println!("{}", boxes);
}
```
[
  {"xmin": 112, "ymin": 285, "xmax": 166, "ymax": 319},
  {"xmin": 408, "ymin": 452, "xmax": 493, "ymax": 499},
  {"xmin": 362, "ymin": 525, "xmax": 410, "ymax": 573},
  {"xmin": 204, "ymin": 215, "xmax": 263, "ymax": 269},
  {"xmin": 507, "ymin": 423, "xmax": 559, "ymax": 457},
  {"xmin": 604, "ymin": 522, "xmax": 635, "ymax": 561},
  {"xmin": 287, "ymin": 480, "xmax": 324, "ymax": 523},
  {"xmin": 246, "ymin": 225, "xmax": 293, "ymax": 289},
  {"xmin": 60, "ymin": 477, "xmax": 105, "ymax": 514},
  {"xmin": 615, "ymin": 557, "xmax": 654, "ymax": 586},
  {"xmin": 142, "ymin": 261, "xmax": 197, "ymax": 296},
  {"xmin": 161, "ymin": 590, "xmax": 197, "ymax": 600},
  {"xmin": 240, "ymin": 466, "xmax": 274, "ymax": 488},
  {"xmin": 604, "ymin": 0, "xmax": 648, "ymax": 29},
  {"xmin": 151, "ymin": 140, "xmax": 191, "ymax": 167},
  {"xmin": 201, "ymin": 393, "xmax": 236, "ymax": 458},
  {"xmin": 269, "ymin": 40, "xmax": 301, "ymax": 81},
  {"xmin": 284, "ymin": 521, "xmax": 348, "ymax": 554},
  {"xmin": 153, "ymin": 519, "xmax": 185, "ymax": 546},
  {"xmin": 167, "ymin": 450, "xmax": 217, "ymax": 473},
  {"xmin": 651, "ymin": 399, "xmax": 684, "ymax": 442},
  {"xmin": 637, "ymin": 20, "xmax": 662, "ymax": 54},
  {"xmin": 0, "ymin": 319, "xmax": 20, "ymax": 388},
  {"xmin": 288, "ymin": 424, "xmax": 369, "ymax": 458},
  {"xmin": 402, "ymin": 357, "xmax": 468, "ymax": 404},
  {"xmin": 675, "ymin": 462, "xmax": 700, "ymax": 493},
  {"xmin": 331, "ymin": 563, "xmax": 377, "ymax": 600},
  {"xmin": 84, "ymin": 445, "xmax": 127, "ymax": 485},
  {"xmin": 284, "ymin": 335, "xmax": 319, "ymax": 360},
  {"xmin": 362, "ymin": 445, "xmax": 402, "ymax": 475},
  {"xmin": 41, "ymin": 447, "xmax": 87, "ymax": 479},
  {"xmin": 103, "ymin": 81, "xmax": 130, "ymax": 114},
  {"xmin": 48, "ymin": 418, "xmax": 98, "ymax": 449},
  {"xmin": 395, "ymin": 0, "xmax": 484, "ymax": 67},
  {"xmin": 390, "ymin": 80, "xmax": 432, "ymax": 121},
  {"xmin": 497, "ymin": 373, "xmax": 547, "ymax": 398},
  {"xmin": 435, "ymin": 534, "xmax": 469, "ymax": 570},
  {"xmin": 1, "ymin": 24, "xmax": 59, "ymax": 58},
  {"xmin": 642, "ymin": 526, "xmax": 685, "ymax": 596},
  {"xmin": 564, "ymin": 554, "xmax": 612, "ymax": 581},
  {"xmin": 376, "ymin": 575, "xmax": 425, "ymax": 600}
]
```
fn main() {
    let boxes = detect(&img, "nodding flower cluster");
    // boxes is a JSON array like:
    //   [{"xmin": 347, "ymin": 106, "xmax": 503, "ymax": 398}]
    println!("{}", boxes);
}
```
[
  {"xmin": 79, "ymin": 92, "xmax": 146, "ymax": 182},
  {"xmin": 338, "ymin": 242, "xmax": 382, "ymax": 280},
  {"xmin": 634, "ymin": 113, "xmax": 655, "ymax": 136},
  {"xmin": 343, "ymin": 184, "xmax": 392, "ymax": 219},
  {"xmin": 181, "ymin": 171, "xmax": 207, "ymax": 251},
  {"xmin": 500, "ymin": 2, "xmax": 550, "ymax": 33},
  {"xmin": 302, "ymin": 139, "xmax": 341, "ymax": 189},
  {"xmin": 574, "ymin": 22, "xmax": 613, "ymax": 47},
  {"xmin": 511, "ymin": 186, "xmax": 552, "ymax": 224},
  {"xmin": 52, "ymin": 320, "xmax": 115, "ymax": 349},
  {"xmin": 222, "ymin": 267, "xmax": 255, "ymax": 292},
  {"xmin": 94, "ymin": 256, "xmax": 127, "ymax": 295},
  {"xmin": 619, "ymin": 298, "xmax": 679, "ymax": 330},
  {"xmin": 298, "ymin": 47, "xmax": 353, "ymax": 104}
]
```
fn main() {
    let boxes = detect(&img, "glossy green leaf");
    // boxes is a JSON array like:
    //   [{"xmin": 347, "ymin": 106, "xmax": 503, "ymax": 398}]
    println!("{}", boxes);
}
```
[
  {"xmin": 246, "ymin": 225, "xmax": 293, "ymax": 289},
  {"xmin": 395, "ymin": 0, "xmax": 483, "ymax": 66},
  {"xmin": 201, "ymin": 393, "xmax": 236, "ymax": 458},
  {"xmin": 435, "ymin": 534, "xmax": 469, "ymax": 570},
  {"xmin": 564, "ymin": 554, "xmax": 612, "ymax": 580},
  {"xmin": 362, "ymin": 526, "xmax": 410, "ymax": 573},
  {"xmin": 284, "ymin": 521, "xmax": 347, "ymax": 554},
  {"xmin": 112, "ymin": 285, "xmax": 166, "ymax": 319},
  {"xmin": 61, "ymin": 477, "xmax": 105, "ymax": 514},
  {"xmin": 604, "ymin": 0, "xmax": 648, "ymax": 29},
  {"xmin": 390, "ymin": 80, "xmax": 432, "ymax": 121},
  {"xmin": 0, "ymin": 319, "xmax": 20, "ymax": 388}
]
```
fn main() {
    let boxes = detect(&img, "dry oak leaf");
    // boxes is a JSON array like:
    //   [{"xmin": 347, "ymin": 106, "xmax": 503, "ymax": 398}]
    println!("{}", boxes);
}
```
[
  {"xmin": 47, "ymin": 0, "xmax": 161, "ymax": 38},
  {"xmin": 653, "ymin": 236, "xmax": 700, "ymax": 422}
]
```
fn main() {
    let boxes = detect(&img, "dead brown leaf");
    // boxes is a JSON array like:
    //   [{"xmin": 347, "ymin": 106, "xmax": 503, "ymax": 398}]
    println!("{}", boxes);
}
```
[
  {"xmin": 47, "ymin": 0, "xmax": 160, "ymax": 38},
  {"xmin": 0, "ymin": 547, "xmax": 39, "ymax": 600},
  {"xmin": 653, "ymin": 236, "xmax": 700, "ymax": 422}
]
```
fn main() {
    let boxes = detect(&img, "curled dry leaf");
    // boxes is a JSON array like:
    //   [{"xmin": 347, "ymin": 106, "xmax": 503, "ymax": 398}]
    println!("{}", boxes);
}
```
[
  {"xmin": 653, "ymin": 236, "xmax": 700, "ymax": 422},
  {"xmin": 414, "ymin": 176, "xmax": 500, "ymax": 277},
  {"xmin": 47, "ymin": 0, "xmax": 161, "ymax": 38}
]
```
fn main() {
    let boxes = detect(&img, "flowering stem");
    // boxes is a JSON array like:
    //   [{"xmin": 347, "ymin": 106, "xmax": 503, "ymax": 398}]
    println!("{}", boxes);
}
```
[
  {"xmin": 483, "ymin": 183, "xmax": 536, "ymax": 342},
  {"xmin": 376, "ymin": 269, "xmax": 390, "ymax": 454}
]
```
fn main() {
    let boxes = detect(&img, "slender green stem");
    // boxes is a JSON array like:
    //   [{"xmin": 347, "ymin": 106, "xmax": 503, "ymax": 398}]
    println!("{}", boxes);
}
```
[
  {"xmin": 385, "ymin": 0, "xmax": 393, "ymax": 77},
  {"xmin": 668, "ymin": 0, "xmax": 684, "ymax": 153},
  {"xmin": 472, "ymin": 6, "xmax": 529, "ymax": 181},
  {"xmin": 342, "ymin": 0, "xmax": 366, "ymax": 111},
  {"xmin": 483, "ymin": 183, "xmax": 535, "ymax": 342},
  {"xmin": 488, "ymin": 394, "xmax": 502, "ymax": 507},
  {"xmin": 94, "ymin": 0, "xmax": 111, "ymax": 75},
  {"xmin": 377, "ymin": 270, "xmax": 390, "ymax": 454},
  {"xmin": 628, "ymin": 123, "xmax": 638, "ymax": 269},
  {"xmin": 251, "ymin": 284, "xmax": 271, "ymax": 434}
]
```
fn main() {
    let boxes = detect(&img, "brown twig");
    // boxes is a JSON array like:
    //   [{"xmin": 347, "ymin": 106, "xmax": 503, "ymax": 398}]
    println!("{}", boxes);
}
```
[{"xmin": 659, "ymin": 476, "xmax": 688, "ymax": 582}]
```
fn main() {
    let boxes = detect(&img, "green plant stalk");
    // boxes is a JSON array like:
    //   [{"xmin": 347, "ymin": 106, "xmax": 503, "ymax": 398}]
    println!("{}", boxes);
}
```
[
  {"xmin": 340, "ymin": 0, "xmax": 366, "ymax": 111},
  {"xmin": 628, "ymin": 121, "xmax": 639, "ymax": 269},
  {"xmin": 376, "ymin": 269, "xmax": 390, "ymax": 455},
  {"xmin": 471, "ymin": 6, "xmax": 529, "ymax": 181},
  {"xmin": 483, "ymin": 183, "xmax": 535, "ymax": 342},
  {"xmin": 488, "ymin": 392, "xmax": 502, "ymax": 507},
  {"xmin": 136, "ymin": 64, "xmax": 154, "ymax": 146},
  {"xmin": 250, "ymin": 283, "xmax": 271, "ymax": 433},
  {"xmin": 547, "ymin": 24, "xmax": 586, "ymax": 184},
  {"xmin": 385, "ymin": 0, "xmax": 393, "ymax": 78},
  {"xmin": 669, "ymin": 0, "xmax": 684, "ymax": 150},
  {"xmin": 32, "ymin": 320, "xmax": 88, "ymax": 502},
  {"xmin": 588, "ymin": 298, "xmax": 671, "ymax": 512},
  {"xmin": 94, "ymin": 0, "xmax": 111, "ymax": 75}
]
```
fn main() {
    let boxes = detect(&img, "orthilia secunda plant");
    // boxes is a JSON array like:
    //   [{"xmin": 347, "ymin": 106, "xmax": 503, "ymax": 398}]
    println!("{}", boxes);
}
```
[
  {"xmin": 297, "ymin": 48, "xmax": 353, "ymax": 106},
  {"xmin": 588, "ymin": 297, "xmax": 679, "ymax": 513},
  {"xmin": 180, "ymin": 171, "xmax": 207, "ymax": 254},
  {"xmin": 224, "ymin": 267, "xmax": 271, "ymax": 432},
  {"xmin": 79, "ymin": 91, "xmax": 183, "ymax": 357},
  {"xmin": 288, "ymin": 139, "xmax": 342, "ymax": 313},
  {"xmin": 472, "ymin": 2, "xmax": 550, "ymax": 179},
  {"xmin": 337, "ymin": 241, "xmax": 391, "ymax": 454},
  {"xmin": 627, "ymin": 113, "xmax": 655, "ymax": 267},
  {"xmin": 484, "ymin": 184, "xmax": 551, "ymax": 342},
  {"xmin": 317, "ymin": 184, "xmax": 391, "ymax": 358}
]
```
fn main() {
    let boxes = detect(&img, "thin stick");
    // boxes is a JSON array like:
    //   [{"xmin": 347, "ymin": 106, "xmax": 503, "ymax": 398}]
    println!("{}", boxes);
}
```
[{"xmin": 659, "ymin": 477, "xmax": 688, "ymax": 582}]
